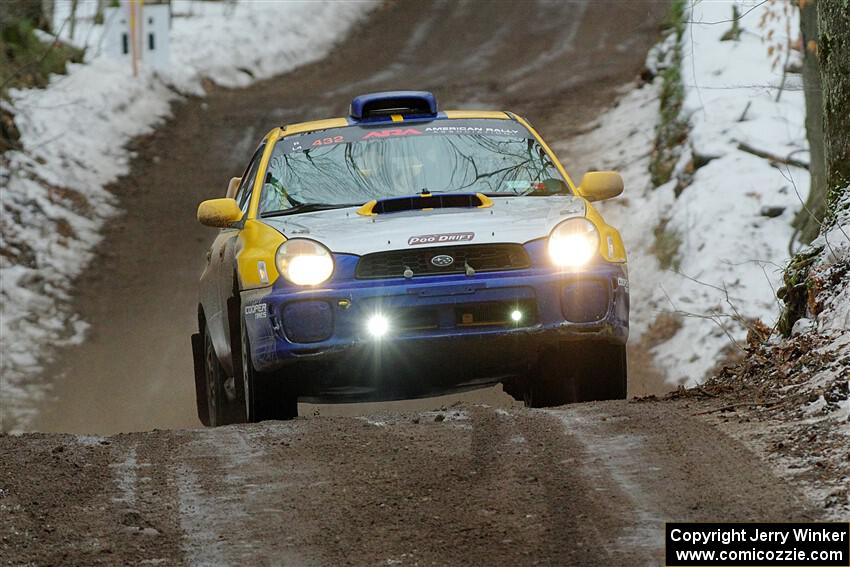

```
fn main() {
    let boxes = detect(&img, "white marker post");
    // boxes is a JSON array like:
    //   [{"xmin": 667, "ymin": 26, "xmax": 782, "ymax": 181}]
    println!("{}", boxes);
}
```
[
  {"xmin": 103, "ymin": 1, "xmax": 170, "ymax": 73},
  {"xmin": 127, "ymin": 0, "xmax": 145, "ymax": 77}
]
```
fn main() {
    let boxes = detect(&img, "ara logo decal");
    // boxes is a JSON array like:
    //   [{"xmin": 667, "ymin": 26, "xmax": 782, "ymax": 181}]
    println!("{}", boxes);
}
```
[
  {"xmin": 408, "ymin": 232, "xmax": 475, "ymax": 246},
  {"xmin": 362, "ymin": 128, "xmax": 422, "ymax": 139},
  {"xmin": 245, "ymin": 303, "xmax": 268, "ymax": 319},
  {"xmin": 430, "ymin": 254, "xmax": 455, "ymax": 267}
]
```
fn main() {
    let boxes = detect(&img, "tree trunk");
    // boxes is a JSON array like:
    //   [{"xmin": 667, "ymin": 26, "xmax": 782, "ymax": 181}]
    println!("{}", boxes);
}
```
[
  {"xmin": 68, "ymin": 0, "xmax": 78, "ymax": 42},
  {"xmin": 94, "ymin": 0, "xmax": 105, "ymax": 25},
  {"xmin": 0, "ymin": 0, "xmax": 51, "ymax": 31},
  {"xmin": 772, "ymin": 1, "xmax": 847, "ymax": 336},
  {"xmin": 793, "ymin": 0, "xmax": 826, "ymax": 243},
  {"xmin": 41, "ymin": 0, "xmax": 54, "ymax": 33},
  {"xmin": 817, "ymin": 0, "xmax": 850, "ymax": 216}
]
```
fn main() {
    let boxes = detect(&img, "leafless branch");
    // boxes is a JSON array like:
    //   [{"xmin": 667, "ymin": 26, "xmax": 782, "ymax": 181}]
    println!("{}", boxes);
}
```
[
  {"xmin": 684, "ymin": 0, "xmax": 771, "ymax": 25},
  {"xmin": 737, "ymin": 142, "xmax": 810, "ymax": 169},
  {"xmin": 779, "ymin": 163, "xmax": 847, "ymax": 256},
  {"xmin": 719, "ymin": 258, "xmax": 785, "ymax": 271},
  {"xmin": 0, "ymin": 15, "xmax": 72, "ymax": 92},
  {"xmin": 659, "ymin": 282, "xmax": 746, "ymax": 352},
  {"xmin": 689, "ymin": 0, "xmax": 707, "ymax": 118},
  {"xmin": 758, "ymin": 261, "xmax": 783, "ymax": 313}
]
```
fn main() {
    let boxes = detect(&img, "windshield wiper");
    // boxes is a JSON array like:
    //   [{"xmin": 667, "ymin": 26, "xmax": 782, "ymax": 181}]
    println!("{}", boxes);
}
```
[{"xmin": 261, "ymin": 203, "xmax": 360, "ymax": 217}]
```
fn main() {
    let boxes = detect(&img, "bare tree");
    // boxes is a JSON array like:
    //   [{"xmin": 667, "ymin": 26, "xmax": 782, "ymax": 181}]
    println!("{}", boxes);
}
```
[
  {"xmin": 779, "ymin": 0, "xmax": 849, "ymax": 335},
  {"xmin": 68, "ymin": 0, "xmax": 78, "ymax": 41},
  {"xmin": 94, "ymin": 0, "xmax": 106, "ymax": 25},
  {"xmin": 0, "ymin": 0, "xmax": 51, "ymax": 31},
  {"xmin": 793, "ymin": 0, "xmax": 827, "ymax": 244},
  {"xmin": 818, "ymin": 0, "xmax": 850, "ymax": 213}
]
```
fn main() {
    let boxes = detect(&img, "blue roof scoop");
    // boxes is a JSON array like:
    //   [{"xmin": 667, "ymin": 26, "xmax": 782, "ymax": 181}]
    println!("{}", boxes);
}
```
[{"xmin": 350, "ymin": 91, "xmax": 438, "ymax": 120}]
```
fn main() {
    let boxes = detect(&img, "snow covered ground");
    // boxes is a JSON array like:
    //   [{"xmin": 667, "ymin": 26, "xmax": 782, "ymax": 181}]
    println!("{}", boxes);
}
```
[
  {"xmin": 0, "ymin": 0, "xmax": 377, "ymax": 428},
  {"xmin": 560, "ymin": 0, "xmax": 817, "ymax": 387},
  {"xmin": 558, "ymin": 0, "xmax": 847, "ymax": 514}
]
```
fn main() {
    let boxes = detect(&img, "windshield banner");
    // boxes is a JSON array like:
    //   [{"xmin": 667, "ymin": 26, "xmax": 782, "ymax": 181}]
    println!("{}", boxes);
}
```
[{"xmin": 280, "ymin": 119, "xmax": 532, "ymax": 154}]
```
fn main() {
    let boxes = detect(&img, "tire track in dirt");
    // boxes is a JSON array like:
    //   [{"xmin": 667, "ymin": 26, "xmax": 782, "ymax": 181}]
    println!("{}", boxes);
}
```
[
  {"xmin": 1, "ymin": 401, "xmax": 822, "ymax": 565},
  {"xmin": 506, "ymin": 408, "xmax": 651, "ymax": 565},
  {"xmin": 112, "ymin": 433, "xmax": 186, "ymax": 565},
  {"xmin": 0, "ymin": 433, "xmax": 184, "ymax": 565},
  {"xmin": 547, "ymin": 402, "xmax": 821, "ymax": 523},
  {"xmin": 168, "ymin": 424, "xmax": 323, "ymax": 566}
]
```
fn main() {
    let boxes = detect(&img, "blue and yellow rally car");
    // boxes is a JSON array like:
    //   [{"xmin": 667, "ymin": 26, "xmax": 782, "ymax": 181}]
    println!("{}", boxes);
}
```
[{"xmin": 192, "ymin": 91, "xmax": 629, "ymax": 426}]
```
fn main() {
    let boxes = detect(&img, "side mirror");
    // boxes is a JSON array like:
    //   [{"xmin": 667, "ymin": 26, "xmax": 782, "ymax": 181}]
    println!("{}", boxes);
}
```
[
  {"xmin": 226, "ymin": 177, "xmax": 241, "ymax": 199},
  {"xmin": 197, "ymin": 198, "xmax": 242, "ymax": 228},
  {"xmin": 577, "ymin": 171, "xmax": 624, "ymax": 202}
]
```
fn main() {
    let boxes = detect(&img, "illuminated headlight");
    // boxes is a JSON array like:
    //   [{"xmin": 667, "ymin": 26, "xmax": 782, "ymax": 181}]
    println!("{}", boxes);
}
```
[
  {"xmin": 548, "ymin": 218, "xmax": 599, "ymax": 268},
  {"xmin": 276, "ymin": 239, "xmax": 334, "ymax": 286}
]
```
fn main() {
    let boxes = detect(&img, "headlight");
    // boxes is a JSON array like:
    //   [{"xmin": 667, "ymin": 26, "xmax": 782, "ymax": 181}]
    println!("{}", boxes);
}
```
[
  {"xmin": 276, "ymin": 239, "xmax": 334, "ymax": 286},
  {"xmin": 548, "ymin": 218, "xmax": 599, "ymax": 268}
]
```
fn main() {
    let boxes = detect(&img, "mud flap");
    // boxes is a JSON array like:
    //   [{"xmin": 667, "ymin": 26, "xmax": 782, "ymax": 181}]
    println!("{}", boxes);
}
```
[{"xmin": 191, "ymin": 333, "xmax": 210, "ymax": 426}]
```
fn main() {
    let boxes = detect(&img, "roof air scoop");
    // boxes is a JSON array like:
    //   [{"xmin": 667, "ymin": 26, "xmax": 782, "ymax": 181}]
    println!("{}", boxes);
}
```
[{"xmin": 350, "ymin": 91, "xmax": 438, "ymax": 120}]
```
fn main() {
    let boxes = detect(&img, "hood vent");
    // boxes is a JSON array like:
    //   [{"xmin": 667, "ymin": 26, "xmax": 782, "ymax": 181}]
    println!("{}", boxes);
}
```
[{"xmin": 357, "ymin": 193, "xmax": 493, "ymax": 216}]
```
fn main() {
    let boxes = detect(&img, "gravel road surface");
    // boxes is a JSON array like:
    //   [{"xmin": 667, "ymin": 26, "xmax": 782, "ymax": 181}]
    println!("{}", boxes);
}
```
[{"xmin": 1, "ymin": 402, "xmax": 818, "ymax": 565}]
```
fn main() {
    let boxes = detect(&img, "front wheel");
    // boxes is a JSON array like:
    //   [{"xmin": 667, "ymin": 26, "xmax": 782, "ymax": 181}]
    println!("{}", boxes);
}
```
[
  {"xmin": 202, "ymin": 326, "xmax": 242, "ymax": 426},
  {"xmin": 524, "ymin": 342, "xmax": 627, "ymax": 408},
  {"xmin": 240, "ymin": 315, "xmax": 298, "ymax": 422}
]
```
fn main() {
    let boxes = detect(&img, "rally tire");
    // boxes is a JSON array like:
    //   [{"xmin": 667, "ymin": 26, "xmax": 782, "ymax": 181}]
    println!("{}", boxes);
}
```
[
  {"xmin": 524, "ymin": 348, "xmax": 577, "ymax": 408},
  {"xmin": 240, "ymin": 315, "xmax": 298, "ymax": 422},
  {"xmin": 582, "ymin": 343, "xmax": 627, "ymax": 401},
  {"xmin": 203, "ymin": 327, "xmax": 230, "ymax": 426},
  {"xmin": 191, "ymin": 332, "xmax": 210, "ymax": 426},
  {"xmin": 524, "ymin": 342, "xmax": 627, "ymax": 408}
]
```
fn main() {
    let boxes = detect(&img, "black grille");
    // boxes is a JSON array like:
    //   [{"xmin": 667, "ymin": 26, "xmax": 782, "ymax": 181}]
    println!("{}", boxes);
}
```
[{"xmin": 356, "ymin": 244, "xmax": 530, "ymax": 279}]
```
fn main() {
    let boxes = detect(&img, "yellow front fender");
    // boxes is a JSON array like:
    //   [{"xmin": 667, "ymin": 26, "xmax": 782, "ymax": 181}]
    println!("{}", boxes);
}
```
[
  {"xmin": 584, "ymin": 201, "xmax": 627, "ymax": 263},
  {"xmin": 236, "ymin": 220, "xmax": 286, "ymax": 289}
]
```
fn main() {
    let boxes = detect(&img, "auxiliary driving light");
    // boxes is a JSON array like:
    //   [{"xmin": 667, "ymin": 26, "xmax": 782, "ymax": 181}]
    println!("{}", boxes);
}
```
[
  {"xmin": 510, "ymin": 309, "xmax": 523, "ymax": 322},
  {"xmin": 367, "ymin": 314, "xmax": 389, "ymax": 338}
]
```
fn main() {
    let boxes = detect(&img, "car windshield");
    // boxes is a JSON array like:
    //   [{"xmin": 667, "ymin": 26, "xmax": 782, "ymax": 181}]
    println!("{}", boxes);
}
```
[{"xmin": 259, "ymin": 118, "xmax": 569, "ymax": 215}]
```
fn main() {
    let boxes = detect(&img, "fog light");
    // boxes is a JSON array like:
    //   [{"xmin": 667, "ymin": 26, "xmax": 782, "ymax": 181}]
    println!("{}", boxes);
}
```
[
  {"xmin": 510, "ymin": 309, "xmax": 523, "ymax": 322},
  {"xmin": 367, "ymin": 314, "xmax": 389, "ymax": 338}
]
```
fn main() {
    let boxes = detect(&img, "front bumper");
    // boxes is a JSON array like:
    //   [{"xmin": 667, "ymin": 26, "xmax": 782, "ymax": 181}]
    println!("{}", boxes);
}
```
[{"xmin": 241, "ymin": 243, "xmax": 628, "ymax": 402}]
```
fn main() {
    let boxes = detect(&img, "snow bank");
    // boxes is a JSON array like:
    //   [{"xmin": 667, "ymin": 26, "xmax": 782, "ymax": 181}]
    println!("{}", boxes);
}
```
[
  {"xmin": 561, "ymin": 1, "xmax": 847, "ymax": 513},
  {"xmin": 809, "ymin": 190, "xmax": 850, "ymax": 334},
  {"xmin": 561, "ymin": 0, "xmax": 813, "ymax": 387},
  {"xmin": 0, "ymin": 0, "xmax": 377, "ymax": 429},
  {"xmin": 654, "ymin": 0, "xmax": 812, "ymax": 384}
]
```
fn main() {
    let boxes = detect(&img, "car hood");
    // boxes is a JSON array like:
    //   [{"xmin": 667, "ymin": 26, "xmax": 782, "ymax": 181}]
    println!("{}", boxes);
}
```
[{"xmin": 260, "ymin": 195, "xmax": 586, "ymax": 256}]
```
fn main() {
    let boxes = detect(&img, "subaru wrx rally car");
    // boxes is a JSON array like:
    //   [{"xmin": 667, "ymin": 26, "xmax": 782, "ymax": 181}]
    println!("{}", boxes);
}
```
[{"xmin": 192, "ymin": 91, "xmax": 629, "ymax": 426}]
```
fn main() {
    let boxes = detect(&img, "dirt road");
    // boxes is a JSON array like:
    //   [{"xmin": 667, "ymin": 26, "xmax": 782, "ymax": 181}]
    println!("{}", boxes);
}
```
[
  {"xmin": 0, "ymin": 402, "xmax": 819, "ymax": 566},
  {"xmin": 30, "ymin": 0, "xmax": 670, "ymax": 434},
  {"xmin": 0, "ymin": 3, "xmax": 829, "ymax": 565}
]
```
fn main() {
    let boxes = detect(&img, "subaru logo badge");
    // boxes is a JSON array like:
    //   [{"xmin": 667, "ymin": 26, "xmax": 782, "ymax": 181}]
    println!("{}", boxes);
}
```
[{"xmin": 431, "ymin": 254, "xmax": 454, "ymax": 267}]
